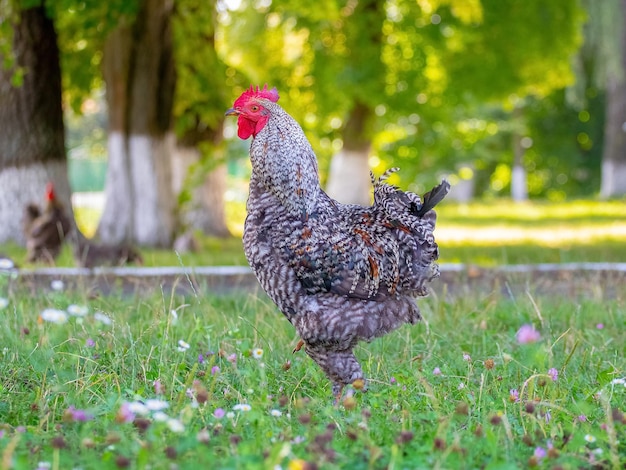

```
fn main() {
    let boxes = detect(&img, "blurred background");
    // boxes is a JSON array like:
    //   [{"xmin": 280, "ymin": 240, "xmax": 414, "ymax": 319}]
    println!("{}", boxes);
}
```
[{"xmin": 0, "ymin": 0, "xmax": 624, "ymax": 266}]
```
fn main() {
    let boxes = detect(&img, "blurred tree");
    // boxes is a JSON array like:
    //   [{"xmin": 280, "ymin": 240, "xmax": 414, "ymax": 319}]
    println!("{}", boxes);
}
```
[
  {"xmin": 580, "ymin": 0, "xmax": 626, "ymax": 198},
  {"xmin": 220, "ymin": 0, "xmax": 584, "ymax": 201},
  {"xmin": 0, "ymin": 1, "xmax": 76, "ymax": 244},
  {"xmin": 172, "ymin": 0, "xmax": 233, "ymax": 238},
  {"xmin": 599, "ymin": 0, "xmax": 626, "ymax": 197},
  {"xmin": 96, "ymin": 0, "xmax": 177, "ymax": 247}
]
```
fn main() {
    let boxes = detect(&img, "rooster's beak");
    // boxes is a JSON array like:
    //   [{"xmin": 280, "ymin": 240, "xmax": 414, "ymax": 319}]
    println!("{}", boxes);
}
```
[{"xmin": 225, "ymin": 107, "xmax": 239, "ymax": 116}]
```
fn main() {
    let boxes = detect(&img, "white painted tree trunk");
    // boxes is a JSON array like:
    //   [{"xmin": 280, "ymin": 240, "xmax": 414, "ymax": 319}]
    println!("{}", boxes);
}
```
[
  {"xmin": 98, "ymin": 132, "xmax": 133, "ymax": 243},
  {"xmin": 98, "ymin": 132, "xmax": 176, "ymax": 246},
  {"xmin": 172, "ymin": 145, "xmax": 230, "ymax": 237},
  {"xmin": 511, "ymin": 165, "xmax": 528, "ymax": 201},
  {"xmin": 0, "ymin": 161, "xmax": 74, "ymax": 244},
  {"xmin": 325, "ymin": 149, "xmax": 372, "ymax": 206},
  {"xmin": 600, "ymin": 158, "xmax": 626, "ymax": 198},
  {"xmin": 446, "ymin": 164, "xmax": 475, "ymax": 202}
]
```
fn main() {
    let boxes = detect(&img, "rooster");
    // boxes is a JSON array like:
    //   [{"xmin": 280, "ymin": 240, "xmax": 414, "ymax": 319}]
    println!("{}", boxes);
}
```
[
  {"xmin": 227, "ymin": 85, "xmax": 449, "ymax": 399},
  {"xmin": 23, "ymin": 182, "xmax": 72, "ymax": 264}
]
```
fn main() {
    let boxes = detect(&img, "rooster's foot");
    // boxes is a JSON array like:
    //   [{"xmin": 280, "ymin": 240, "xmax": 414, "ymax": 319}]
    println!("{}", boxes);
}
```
[{"xmin": 292, "ymin": 339, "xmax": 305, "ymax": 354}]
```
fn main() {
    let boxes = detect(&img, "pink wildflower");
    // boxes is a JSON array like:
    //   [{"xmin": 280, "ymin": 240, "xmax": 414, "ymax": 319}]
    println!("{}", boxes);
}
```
[
  {"xmin": 213, "ymin": 408, "xmax": 225, "ymax": 419},
  {"xmin": 516, "ymin": 324, "xmax": 541, "ymax": 344},
  {"xmin": 66, "ymin": 406, "xmax": 93, "ymax": 422},
  {"xmin": 509, "ymin": 389, "xmax": 520, "ymax": 403},
  {"xmin": 533, "ymin": 447, "xmax": 546, "ymax": 460},
  {"xmin": 548, "ymin": 368, "xmax": 558, "ymax": 382},
  {"xmin": 433, "ymin": 367, "xmax": 442, "ymax": 376},
  {"xmin": 227, "ymin": 353, "xmax": 237, "ymax": 364},
  {"xmin": 596, "ymin": 323, "xmax": 604, "ymax": 330},
  {"xmin": 211, "ymin": 365, "xmax": 220, "ymax": 375}
]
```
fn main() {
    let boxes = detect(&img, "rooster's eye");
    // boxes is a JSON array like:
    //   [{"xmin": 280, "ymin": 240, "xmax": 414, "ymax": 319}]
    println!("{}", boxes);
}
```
[{"xmin": 250, "ymin": 105, "xmax": 260, "ymax": 112}]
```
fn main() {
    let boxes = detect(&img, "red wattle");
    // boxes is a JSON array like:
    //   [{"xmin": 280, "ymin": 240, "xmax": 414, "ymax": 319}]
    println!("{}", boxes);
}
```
[{"xmin": 237, "ymin": 116, "xmax": 255, "ymax": 139}]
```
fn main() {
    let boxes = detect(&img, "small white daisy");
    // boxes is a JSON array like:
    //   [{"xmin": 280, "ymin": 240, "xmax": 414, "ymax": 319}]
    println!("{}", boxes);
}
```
[
  {"xmin": 611, "ymin": 378, "xmax": 626, "ymax": 385},
  {"xmin": 270, "ymin": 409, "xmax": 282, "ymax": 417},
  {"xmin": 152, "ymin": 411, "xmax": 169, "ymax": 422},
  {"xmin": 170, "ymin": 310, "xmax": 179, "ymax": 325},
  {"xmin": 233, "ymin": 403, "xmax": 251, "ymax": 412},
  {"xmin": 167, "ymin": 418, "xmax": 185, "ymax": 433},
  {"xmin": 50, "ymin": 280, "xmax": 64, "ymax": 291},
  {"xmin": 93, "ymin": 311, "xmax": 112, "ymax": 325},
  {"xmin": 584, "ymin": 434, "xmax": 596, "ymax": 443},
  {"xmin": 0, "ymin": 258, "xmax": 14, "ymax": 269},
  {"xmin": 0, "ymin": 297, "xmax": 9, "ymax": 310},
  {"xmin": 67, "ymin": 304, "xmax": 89, "ymax": 317},
  {"xmin": 40, "ymin": 308, "xmax": 68, "ymax": 324},
  {"xmin": 126, "ymin": 401, "xmax": 150, "ymax": 416},
  {"xmin": 145, "ymin": 399, "xmax": 170, "ymax": 411},
  {"xmin": 252, "ymin": 348, "xmax": 263, "ymax": 359},
  {"xmin": 177, "ymin": 339, "xmax": 190, "ymax": 352}
]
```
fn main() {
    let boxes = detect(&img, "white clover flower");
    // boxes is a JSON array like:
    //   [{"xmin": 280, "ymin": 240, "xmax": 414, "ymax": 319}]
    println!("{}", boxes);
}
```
[
  {"xmin": 233, "ymin": 403, "xmax": 251, "ymax": 412},
  {"xmin": 67, "ymin": 304, "xmax": 89, "ymax": 317},
  {"xmin": 270, "ymin": 409, "xmax": 282, "ymax": 417},
  {"xmin": 177, "ymin": 339, "xmax": 190, "ymax": 352},
  {"xmin": 0, "ymin": 258, "xmax": 15, "ymax": 269},
  {"xmin": 153, "ymin": 411, "xmax": 169, "ymax": 422},
  {"xmin": 252, "ymin": 348, "xmax": 263, "ymax": 359},
  {"xmin": 463, "ymin": 353, "xmax": 471, "ymax": 362},
  {"xmin": 145, "ymin": 399, "xmax": 170, "ymax": 411},
  {"xmin": 458, "ymin": 382, "xmax": 466, "ymax": 390},
  {"xmin": 167, "ymin": 418, "xmax": 185, "ymax": 433},
  {"xmin": 226, "ymin": 411, "xmax": 235, "ymax": 419},
  {"xmin": 93, "ymin": 311, "xmax": 112, "ymax": 325},
  {"xmin": 0, "ymin": 297, "xmax": 9, "ymax": 310},
  {"xmin": 126, "ymin": 401, "xmax": 150, "ymax": 416},
  {"xmin": 40, "ymin": 308, "xmax": 68, "ymax": 324},
  {"xmin": 50, "ymin": 280, "xmax": 64, "ymax": 291},
  {"xmin": 584, "ymin": 434, "xmax": 596, "ymax": 443},
  {"xmin": 35, "ymin": 462, "xmax": 51, "ymax": 470}
]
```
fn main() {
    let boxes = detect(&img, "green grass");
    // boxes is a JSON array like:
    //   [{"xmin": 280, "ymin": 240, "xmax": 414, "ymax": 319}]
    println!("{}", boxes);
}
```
[
  {"xmin": 3, "ymin": 199, "xmax": 625, "ymax": 268},
  {"xmin": 0, "ymin": 273, "xmax": 625, "ymax": 469}
]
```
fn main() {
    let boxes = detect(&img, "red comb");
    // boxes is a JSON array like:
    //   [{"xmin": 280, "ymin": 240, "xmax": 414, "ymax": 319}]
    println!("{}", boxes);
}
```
[
  {"xmin": 233, "ymin": 84, "xmax": 280, "ymax": 108},
  {"xmin": 45, "ymin": 182, "xmax": 55, "ymax": 201}
]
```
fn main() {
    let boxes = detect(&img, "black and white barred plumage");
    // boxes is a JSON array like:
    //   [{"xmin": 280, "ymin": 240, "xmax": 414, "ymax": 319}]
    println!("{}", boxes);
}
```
[{"xmin": 228, "ymin": 86, "xmax": 449, "ymax": 397}]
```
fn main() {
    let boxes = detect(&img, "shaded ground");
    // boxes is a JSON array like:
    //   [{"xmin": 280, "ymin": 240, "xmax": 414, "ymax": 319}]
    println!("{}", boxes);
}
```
[{"xmin": 3, "ymin": 263, "xmax": 626, "ymax": 300}]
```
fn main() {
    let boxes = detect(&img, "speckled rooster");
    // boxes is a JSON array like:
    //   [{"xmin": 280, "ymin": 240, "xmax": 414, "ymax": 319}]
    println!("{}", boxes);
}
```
[{"xmin": 227, "ymin": 85, "xmax": 450, "ymax": 399}]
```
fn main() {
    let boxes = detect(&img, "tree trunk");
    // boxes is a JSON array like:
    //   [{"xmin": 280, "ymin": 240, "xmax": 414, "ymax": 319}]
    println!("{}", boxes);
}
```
[
  {"xmin": 0, "ymin": 4, "xmax": 74, "ymax": 244},
  {"xmin": 325, "ymin": 102, "xmax": 373, "ymax": 206},
  {"xmin": 98, "ymin": 0, "xmax": 176, "ymax": 247},
  {"xmin": 600, "ymin": 0, "xmax": 626, "ymax": 198},
  {"xmin": 510, "ymin": 106, "xmax": 528, "ymax": 201},
  {"xmin": 172, "ymin": 122, "xmax": 230, "ymax": 237}
]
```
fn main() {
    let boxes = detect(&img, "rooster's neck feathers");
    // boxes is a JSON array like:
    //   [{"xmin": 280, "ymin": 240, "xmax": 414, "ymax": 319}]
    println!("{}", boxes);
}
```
[{"xmin": 249, "ymin": 100, "xmax": 323, "ymax": 216}]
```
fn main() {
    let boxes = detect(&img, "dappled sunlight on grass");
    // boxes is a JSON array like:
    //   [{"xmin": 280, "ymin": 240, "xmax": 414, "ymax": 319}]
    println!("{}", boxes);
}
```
[
  {"xmin": 3, "ymin": 199, "xmax": 623, "ymax": 268},
  {"xmin": 437, "ymin": 222, "xmax": 626, "ymax": 247},
  {"xmin": 439, "ymin": 199, "xmax": 626, "ymax": 222}
]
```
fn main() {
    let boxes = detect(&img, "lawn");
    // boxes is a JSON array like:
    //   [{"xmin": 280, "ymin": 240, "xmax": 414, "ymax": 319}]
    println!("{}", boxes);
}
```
[
  {"xmin": 3, "ymin": 199, "xmax": 626, "ymax": 268},
  {"xmin": 1, "ymin": 199, "xmax": 625, "ymax": 468},
  {"xmin": 0, "ymin": 271, "xmax": 625, "ymax": 469}
]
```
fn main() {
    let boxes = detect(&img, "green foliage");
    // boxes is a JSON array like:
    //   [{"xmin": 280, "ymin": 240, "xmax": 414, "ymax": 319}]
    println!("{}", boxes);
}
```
[
  {"xmin": 0, "ymin": 273, "xmax": 624, "ymax": 468},
  {"xmin": 54, "ymin": 1, "xmax": 139, "ymax": 113}
]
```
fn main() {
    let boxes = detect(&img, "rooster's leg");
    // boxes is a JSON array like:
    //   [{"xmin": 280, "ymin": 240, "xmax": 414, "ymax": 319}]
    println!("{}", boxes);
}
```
[
  {"xmin": 292, "ymin": 339, "xmax": 305, "ymax": 354},
  {"xmin": 305, "ymin": 345, "xmax": 365, "ymax": 400}
]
